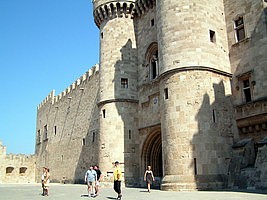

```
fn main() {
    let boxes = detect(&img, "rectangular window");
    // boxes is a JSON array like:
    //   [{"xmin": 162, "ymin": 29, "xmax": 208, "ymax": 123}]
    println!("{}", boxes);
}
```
[
  {"xmin": 212, "ymin": 109, "xmax": 216, "ymax": 123},
  {"xmin": 82, "ymin": 138, "xmax": 86, "ymax": 146},
  {"xmin": 151, "ymin": 19, "xmax": 154, "ymax": 26},
  {"xmin": 101, "ymin": 32, "xmax": 103, "ymax": 39},
  {"xmin": 164, "ymin": 88, "xmax": 169, "ymax": 100},
  {"xmin": 243, "ymin": 79, "xmax": 252, "ymax": 102},
  {"xmin": 121, "ymin": 78, "xmax": 128, "ymax": 88},
  {"xmin": 209, "ymin": 30, "xmax": 216, "ymax": 43},
  {"xmin": 234, "ymin": 17, "xmax": 245, "ymax": 42},
  {"xmin": 102, "ymin": 109, "xmax": 106, "ymax": 118}
]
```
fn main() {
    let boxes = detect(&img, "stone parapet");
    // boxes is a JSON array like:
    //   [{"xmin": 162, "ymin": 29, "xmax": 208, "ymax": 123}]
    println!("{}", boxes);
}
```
[
  {"xmin": 93, "ymin": 1, "xmax": 135, "ymax": 27},
  {"xmin": 37, "ymin": 64, "xmax": 99, "ymax": 110}
]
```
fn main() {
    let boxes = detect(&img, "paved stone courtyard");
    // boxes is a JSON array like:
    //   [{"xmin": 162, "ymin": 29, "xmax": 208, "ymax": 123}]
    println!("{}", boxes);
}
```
[{"xmin": 0, "ymin": 184, "xmax": 266, "ymax": 200}]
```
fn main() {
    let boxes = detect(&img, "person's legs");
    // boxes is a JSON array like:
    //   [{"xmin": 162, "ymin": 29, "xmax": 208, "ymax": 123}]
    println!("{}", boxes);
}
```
[
  {"xmin": 44, "ymin": 187, "xmax": 48, "ymax": 196},
  {"xmin": 117, "ymin": 181, "xmax": 122, "ymax": 199},
  {"xmin": 95, "ymin": 181, "xmax": 99, "ymax": 195},
  {"xmin": 89, "ymin": 182, "xmax": 93, "ymax": 196},
  {"xmin": 147, "ymin": 182, "xmax": 151, "ymax": 192},
  {"xmin": 91, "ymin": 181, "xmax": 96, "ymax": 196},
  {"xmin": 87, "ymin": 183, "xmax": 90, "ymax": 196},
  {"xmin": 114, "ymin": 181, "xmax": 118, "ymax": 194},
  {"xmin": 42, "ymin": 182, "xmax": 44, "ymax": 195}
]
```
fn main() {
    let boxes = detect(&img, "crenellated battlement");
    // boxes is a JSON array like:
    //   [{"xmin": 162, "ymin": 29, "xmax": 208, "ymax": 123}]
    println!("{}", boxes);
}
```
[
  {"xmin": 93, "ymin": 1, "xmax": 135, "ymax": 27},
  {"xmin": 5, "ymin": 153, "xmax": 35, "ymax": 160},
  {"xmin": 135, "ymin": 0, "xmax": 156, "ymax": 17},
  {"xmin": 37, "ymin": 64, "xmax": 99, "ymax": 110},
  {"xmin": 93, "ymin": 0, "xmax": 155, "ymax": 27}
]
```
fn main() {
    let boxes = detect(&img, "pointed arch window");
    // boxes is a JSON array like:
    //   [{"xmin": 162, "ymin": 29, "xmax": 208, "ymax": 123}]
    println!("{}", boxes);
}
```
[
  {"xmin": 145, "ymin": 42, "xmax": 159, "ymax": 80},
  {"xmin": 150, "ymin": 52, "xmax": 159, "ymax": 79}
]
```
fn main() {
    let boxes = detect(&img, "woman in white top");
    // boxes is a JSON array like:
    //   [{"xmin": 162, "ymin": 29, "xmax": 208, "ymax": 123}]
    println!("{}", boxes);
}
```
[{"xmin": 144, "ymin": 166, "xmax": 155, "ymax": 193}]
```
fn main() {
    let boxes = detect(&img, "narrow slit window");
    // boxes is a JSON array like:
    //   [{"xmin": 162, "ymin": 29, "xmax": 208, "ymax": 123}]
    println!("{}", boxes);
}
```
[
  {"xmin": 102, "ymin": 109, "xmax": 106, "ymax": 118},
  {"xmin": 212, "ymin": 109, "xmax": 216, "ymax": 123},
  {"xmin": 92, "ymin": 132, "xmax": 95, "ymax": 143},
  {"xmin": 54, "ymin": 126, "xmax": 57, "ymax": 135},
  {"xmin": 44, "ymin": 125, "xmax": 48, "ymax": 140},
  {"xmin": 209, "ymin": 30, "xmax": 216, "ymax": 43},
  {"xmin": 82, "ymin": 138, "xmax": 86, "ymax": 146},
  {"xmin": 121, "ymin": 78, "xmax": 128, "ymax": 88},
  {"xmin": 164, "ymin": 88, "xmax": 169, "ymax": 100},
  {"xmin": 128, "ymin": 130, "xmax": 132, "ymax": 140},
  {"xmin": 194, "ymin": 158, "xmax": 197, "ymax": 175},
  {"xmin": 37, "ymin": 130, "xmax": 41, "ymax": 143},
  {"xmin": 101, "ymin": 32, "xmax": 103, "ymax": 39}
]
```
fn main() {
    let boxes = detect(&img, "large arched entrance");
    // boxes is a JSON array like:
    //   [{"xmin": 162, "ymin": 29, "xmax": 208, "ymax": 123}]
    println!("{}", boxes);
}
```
[{"xmin": 141, "ymin": 129, "xmax": 163, "ymax": 188}]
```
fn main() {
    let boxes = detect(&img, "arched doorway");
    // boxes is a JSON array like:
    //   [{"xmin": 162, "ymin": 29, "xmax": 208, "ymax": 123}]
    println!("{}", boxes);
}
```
[{"xmin": 141, "ymin": 129, "xmax": 163, "ymax": 188}]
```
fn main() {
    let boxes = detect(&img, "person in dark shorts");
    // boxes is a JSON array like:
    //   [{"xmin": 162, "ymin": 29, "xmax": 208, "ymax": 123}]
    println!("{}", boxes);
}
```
[
  {"xmin": 144, "ymin": 165, "xmax": 155, "ymax": 193},
  {"xmin": 94, "ymin": 165, "xmax": 102, "ymax": 196}
]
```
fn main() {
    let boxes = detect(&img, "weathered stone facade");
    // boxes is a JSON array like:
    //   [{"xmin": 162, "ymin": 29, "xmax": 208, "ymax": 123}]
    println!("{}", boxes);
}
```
[
  {"xmin": 224, "ymin": 0, "xmax": 267, "ymax": 190},
  {"xmin": 0, "ymin": 141, "xmax": 36, "ymax": 183},
  {"xmin": 35, "ymin": 0, "xmax": 267, "ymax": 191}
]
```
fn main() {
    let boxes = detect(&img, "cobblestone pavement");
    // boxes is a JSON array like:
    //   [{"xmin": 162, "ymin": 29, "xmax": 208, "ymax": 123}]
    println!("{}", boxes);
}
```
[{"xmin": 0, "ymin": 184, "xmax": 266, "ymax": 200}]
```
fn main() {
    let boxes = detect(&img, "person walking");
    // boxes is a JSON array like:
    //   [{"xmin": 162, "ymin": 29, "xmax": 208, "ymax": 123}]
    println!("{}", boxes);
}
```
[
  {"xmin": 43, "ymin": 168, "xmax": 50, "ymax": 196},
  {"xmin": 113, "ymin": 161, "xmax": 122, "ymax": 200},
  {"xmin": 144, "ymin": 165, "xmax": 155, "ymax": 193},
  {"xmin": 84, "ymin": 166, "xmax": 97, "ymax": 197},
  {"xmin": 94, "ymin": 165, "xmax": 102, "ymax": 196},
  {"xmin": 41, "ymin": 167, "xmax": 46, "ymax": 196}
]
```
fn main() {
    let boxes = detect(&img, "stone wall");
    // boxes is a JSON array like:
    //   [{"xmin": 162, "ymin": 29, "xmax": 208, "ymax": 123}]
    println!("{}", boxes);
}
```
[
  {"xmin": 224, "ymin": 0, "xmax": 267, "ymax": 190},
  {"xmin": 225, "ymin": 0, "xmax": 267, "ymax": 104},
  {"xmin": 33, "ymin": 0, "xmax": 267, "ymax": 191},
  {"xmin": 160, "ymin": 71, "xmax": 234, "ymax": 190},
  {"xmin": 0, "ymin": 141, "xmax": 36, "ymax": 184},
  {"xmin": 35, "ymin": 66, "xmax": 100, "ymax": 184}
]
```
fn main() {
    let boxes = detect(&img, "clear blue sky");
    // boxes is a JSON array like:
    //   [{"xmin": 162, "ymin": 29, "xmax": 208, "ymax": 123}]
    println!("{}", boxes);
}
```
[{"xmin": 0, "ymin": 0, "xmax": 99, "ymax": 154}]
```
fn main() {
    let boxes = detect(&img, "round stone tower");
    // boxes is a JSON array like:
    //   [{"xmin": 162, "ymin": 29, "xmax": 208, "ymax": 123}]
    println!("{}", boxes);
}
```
[
  {"xmin": 157, "ymin": 1, "xmax": 234, "ymax": 190},
  {"xmin": 92, "ymin": 0, "xmax": 138, "ymax": 182}
]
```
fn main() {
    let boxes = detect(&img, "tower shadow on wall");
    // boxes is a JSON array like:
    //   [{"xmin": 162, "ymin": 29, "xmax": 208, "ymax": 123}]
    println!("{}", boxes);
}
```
[
  {"xmin": 73, "ymin": 84, "xmax": 100, "ymax": 184},
  {"xmin": 227, "ymin": 7, "xmax": 267, "ymax": 191},
  {"xmin": 113, "ymin": 39, "xmax": 139, "ymax": 187},
  {"xmin": 192, "ymin": 81, "xmax": 234, "ymax": 190}
]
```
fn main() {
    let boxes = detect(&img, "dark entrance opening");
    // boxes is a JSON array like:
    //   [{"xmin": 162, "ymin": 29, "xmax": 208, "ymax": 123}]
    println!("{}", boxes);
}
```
[{"xmin": 142, "ymin": 130, "xmax": 163, "ymax": 188}]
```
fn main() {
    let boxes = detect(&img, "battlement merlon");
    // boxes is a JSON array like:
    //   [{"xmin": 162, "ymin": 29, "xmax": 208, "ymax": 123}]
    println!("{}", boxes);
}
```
[
  {"xmin": 93, "ymin": 0, "xmax": 156, "ymax": 28},
  {"xmin": 37, "ymin": 64, "xmax": 99, "ymax": 110},
  {"xmin": 92, "ymin": 0, "xmax": 136, "ymax": 10}
]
